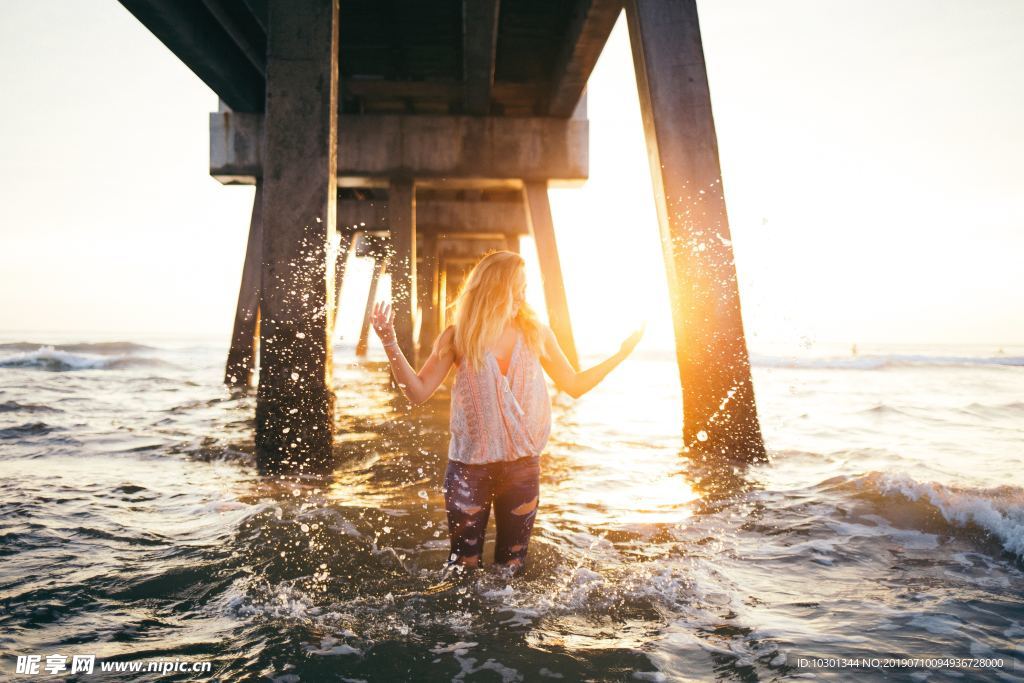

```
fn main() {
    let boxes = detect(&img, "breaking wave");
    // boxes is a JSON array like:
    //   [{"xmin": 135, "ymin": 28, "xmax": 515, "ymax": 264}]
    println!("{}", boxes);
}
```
[
  {"xmin": 0, "ymin": 341, "xmax": 156, "ymax": 354},
  {"xmin": 751, "ymin": 353, "xmax": 1024, "ymax": 370},
  {"xmin": 0, "ymin": 345, "xmax": 173, "ymax": 371},
  {"xmin": 844, "ymin": 471, "xmax": 1024, "ymax": 559}
]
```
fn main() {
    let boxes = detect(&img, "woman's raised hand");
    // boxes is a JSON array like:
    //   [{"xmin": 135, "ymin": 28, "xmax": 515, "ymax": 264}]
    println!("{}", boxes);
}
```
[
  {"xmin": 371, "ymin": 301, "xmax": 397, "ymax": 346},
  {"xmin": 619, "ymin": 321, "xmax": 646, "ymax": 356}
]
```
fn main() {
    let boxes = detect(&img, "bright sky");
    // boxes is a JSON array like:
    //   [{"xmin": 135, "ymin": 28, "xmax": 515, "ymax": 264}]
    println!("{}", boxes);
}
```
[{"xmin": 1, "ymin": 0, "xmax": 1022, "ymax": 353}]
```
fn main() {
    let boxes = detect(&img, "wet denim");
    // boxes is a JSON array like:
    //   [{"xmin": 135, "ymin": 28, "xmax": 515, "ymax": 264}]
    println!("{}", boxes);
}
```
[{"xmin": 442, "ymin": 454, "xmax": 540, "ymax": 569}]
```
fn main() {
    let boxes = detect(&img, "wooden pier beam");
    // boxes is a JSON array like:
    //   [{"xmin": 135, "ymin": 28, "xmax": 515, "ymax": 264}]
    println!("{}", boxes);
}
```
[
  {"xmin": 624, "ymin": 0, "xmax": 765, "ymax": 460},
  {"xmin": 523, "ymin": 181, "xmax": 579, "ymax": 371},
  {"xmin": 255, "ymin": 0, "xmax": 339, "ymax": 472},
  {"xmin": 225, "ymin": 183, "xmax": 263, "ymax": 388},
  {"xmin": 389, "ymin": 178, "xmax": 417, "ymax": 363}
]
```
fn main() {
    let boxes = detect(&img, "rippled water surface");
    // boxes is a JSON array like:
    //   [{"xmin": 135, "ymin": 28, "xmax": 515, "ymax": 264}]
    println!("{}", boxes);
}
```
[{"xmin": 1, "ymin": 337, "xmax": 1022, "ymax": 682}]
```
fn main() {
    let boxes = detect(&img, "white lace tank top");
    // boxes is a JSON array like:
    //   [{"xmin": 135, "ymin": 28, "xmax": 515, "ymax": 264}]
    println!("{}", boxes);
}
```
[{"xmin": 447, "ymin": 329, "xmax": 552, "ymax": 464}]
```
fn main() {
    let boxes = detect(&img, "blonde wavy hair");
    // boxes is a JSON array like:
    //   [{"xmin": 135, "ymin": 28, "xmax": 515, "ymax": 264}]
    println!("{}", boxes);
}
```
[{"xmin": 438, "ymin": 250, "xmax": 543, "ymax": 369}]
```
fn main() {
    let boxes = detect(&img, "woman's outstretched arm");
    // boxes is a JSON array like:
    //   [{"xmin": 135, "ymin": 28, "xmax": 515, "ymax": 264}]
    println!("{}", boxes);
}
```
[
  {"xmin": 371, "ymin": 301, "xmax": 455, "ymax": 405},
  {"xmin": 539, "ymin": 323, "xmax": 644, "ymax": 398}
]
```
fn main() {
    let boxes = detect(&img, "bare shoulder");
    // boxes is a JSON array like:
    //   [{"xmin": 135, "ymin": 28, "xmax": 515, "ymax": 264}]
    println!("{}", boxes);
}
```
[{"xmin": 433, "ymin": 325, "xmax": 458, "ymax": 361}]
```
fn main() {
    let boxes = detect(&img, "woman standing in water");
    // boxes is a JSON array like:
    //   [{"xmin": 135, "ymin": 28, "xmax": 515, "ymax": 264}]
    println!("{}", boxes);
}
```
[{"xmin": 371, "ymin": 250, "xmax": 643, "ymax": 576}]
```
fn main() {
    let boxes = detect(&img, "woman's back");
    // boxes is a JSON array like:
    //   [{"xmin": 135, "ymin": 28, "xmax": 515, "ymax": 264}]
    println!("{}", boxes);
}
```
[
  {"xmin": 448, "ymin": 327, "xmax": 551, "ymax": 465},
  {"xmin": 370, "ymin": 249, "xmax": 642, "ymax": 574}
]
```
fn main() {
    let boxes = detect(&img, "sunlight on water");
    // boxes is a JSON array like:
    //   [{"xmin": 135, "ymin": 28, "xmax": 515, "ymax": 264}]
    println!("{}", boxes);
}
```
[{"xmin": 0, "ymin": 338, "xmax": 1022, "ymax": 681}]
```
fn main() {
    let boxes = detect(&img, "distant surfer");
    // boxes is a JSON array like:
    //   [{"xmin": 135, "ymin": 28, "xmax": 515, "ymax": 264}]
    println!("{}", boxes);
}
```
[{"xmin": 371, "ymin": 250, "xmax": 643, "ymax": 577}]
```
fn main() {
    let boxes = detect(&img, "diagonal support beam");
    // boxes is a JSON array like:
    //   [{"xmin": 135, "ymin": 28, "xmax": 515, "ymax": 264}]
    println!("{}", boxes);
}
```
[
  {"xmin": 523, "ymin": 181, "xmax": 579, "ymax": 371},
  {"xmin": 225, "ymin": 183, "xmax": 264, "ymax": 389},
  {"xmin": 546, "ymin": 0, "xmax": 622, "ymax": 117},
  {"xmin": 356, "ymin": 257, "xmax": 388, "ymax": 356},
  {"xmin": 463, "ymin": 0, "xmax": 501, "ymax": 115},
  {"xmin": 332, "ymin": 228, "xmax": 355, "ymax": 336},
  {"xmin": 625, "ymin": 0, "xmax": 765, "ymax": 459}
]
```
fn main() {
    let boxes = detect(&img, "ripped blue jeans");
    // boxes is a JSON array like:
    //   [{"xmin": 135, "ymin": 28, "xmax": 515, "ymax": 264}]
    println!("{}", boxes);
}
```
[{"xmin": 442, "ymin": 455, "xmax": 540, "ymax": 571}]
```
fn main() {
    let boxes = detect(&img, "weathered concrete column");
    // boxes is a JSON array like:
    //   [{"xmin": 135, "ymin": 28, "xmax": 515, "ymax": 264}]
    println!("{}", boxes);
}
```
[
  {"xmin": 225, "ymin": 183, "xmax": 263, "ymax": 389},
  {"xmin": 523, "ymin": 181, "xmax": 580, "ymax": 371},
  {"xmin": 256, "ymin": 0, "xmax": 339, "ymax": 471},
  {"xmin": 388, "ymin": 178, "xmax": 417, "ymax": 362},
  {"xmin": 625, "ymin": 0, "xmax": 765, "ymax": 459},
  {"xmin": 417, "ymin": 231, "xmax": 440, "ymax": 352}
]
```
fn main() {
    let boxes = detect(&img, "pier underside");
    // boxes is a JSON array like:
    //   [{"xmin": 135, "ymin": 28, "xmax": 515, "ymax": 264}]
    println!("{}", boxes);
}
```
[{"xmin": 121, "ymin": 0, "xmax": 765, "ymax": 470}]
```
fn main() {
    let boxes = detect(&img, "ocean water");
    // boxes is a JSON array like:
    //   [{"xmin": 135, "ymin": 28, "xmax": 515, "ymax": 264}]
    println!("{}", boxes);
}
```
[{"xmin": 0, "ymin": 335, "xmax": 1022, "ymax": 682}]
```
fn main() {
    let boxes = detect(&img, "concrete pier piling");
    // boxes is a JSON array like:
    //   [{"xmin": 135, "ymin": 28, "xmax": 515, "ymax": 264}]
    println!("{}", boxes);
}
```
[
  {"xmin": 123, "ymin": 0, "xmax": 767, "ymax": 466},
  {"xmin": 416, "ymin": 231, "xmax": 440, "ymax": 355},
  {"xmin": 356, "ymin": 256, "xmax": 387, "ymax": 358},
  {"xmin": 625, "ymin": 0, "xmax": 766, "ymax": 459},
  {"xmin": 254, "ymin": 0, "xmax": 339, "ymax": 471},
  {"xmin": 224, "ymin": 183, "xmax": 263, "ymax": 389},
  {"xmin": 387, "ymin": 178, "xmax": 417, "ymax": 364},
  {"xmin": 353, "ymin": 232, "xmax": 391, "ymax": 357},
  {"xmin": 524, "ymin": 181, "xmax": 580, "ymax": 371}
]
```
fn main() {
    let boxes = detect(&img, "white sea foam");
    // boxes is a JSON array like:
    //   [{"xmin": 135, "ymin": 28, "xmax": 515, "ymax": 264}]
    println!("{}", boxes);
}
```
[
  {"xmin": 749, "ymin": 352, "xmax": 1024, "ymax": 370},
  {"xmin": 304, "ymin": 635, "xmax": 362, "ymax": 656},
  {"xmin": 0, "ymin": 345, "xmax": 170, "ymax": 371},
  {"xmin": 430, "ymin": 641, "xmax": 478, "ymax": 656},
  {"xmin": 450, "ymin": 654, "xmax": 522, "ymax": 682},
  {"xmin": 861, "ymin": 471, "xmax": 1024, "ymax": 559}
]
